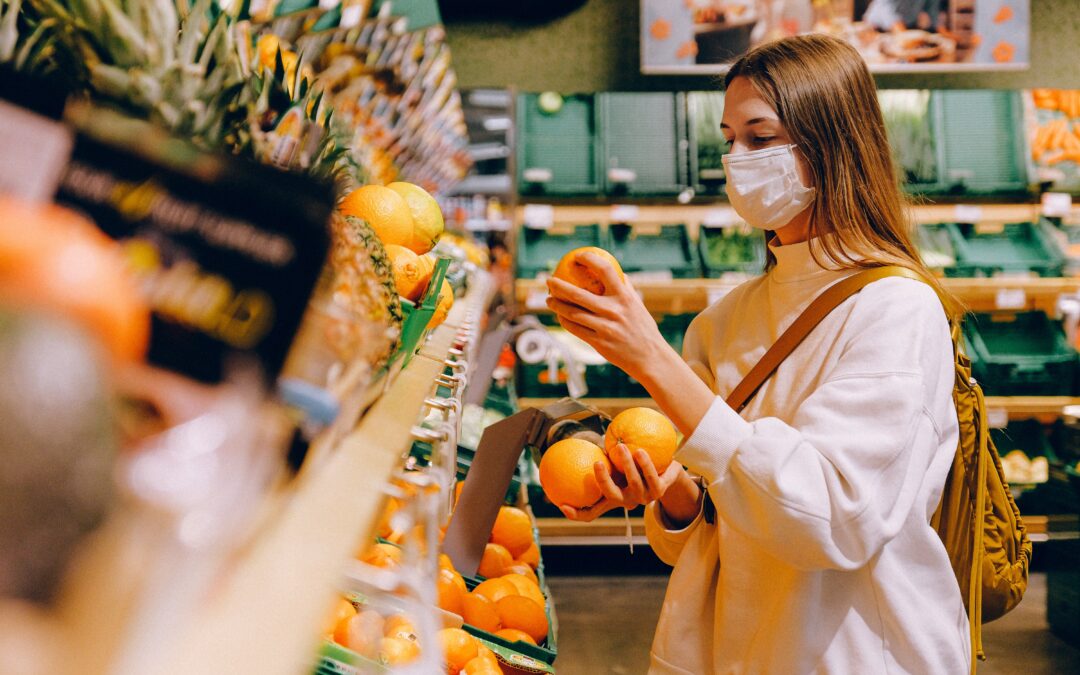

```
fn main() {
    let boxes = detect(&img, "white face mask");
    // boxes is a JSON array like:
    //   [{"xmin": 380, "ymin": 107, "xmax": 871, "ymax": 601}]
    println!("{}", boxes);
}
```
[{"xmin": 722, "ymin": 144, "xmax": 816, "ymax": 231}]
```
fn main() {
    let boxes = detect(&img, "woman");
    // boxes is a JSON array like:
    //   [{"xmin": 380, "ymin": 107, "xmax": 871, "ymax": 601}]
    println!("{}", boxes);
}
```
[{"xmin": 545, "ymin": 34, "xmax": 969, "ymax": 674}]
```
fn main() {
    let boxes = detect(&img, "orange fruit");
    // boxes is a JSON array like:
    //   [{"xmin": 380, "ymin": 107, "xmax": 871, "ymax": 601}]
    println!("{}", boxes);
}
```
[
  {"xmin": 324, "ymin": 597, "xmax": 357, "ymax": 636},
  {"xmin": 538, "ymin": 438, "xmax": 612, "ymax": 509},
  {"xmin": 516, "ymin": 542, "xmax": 541, "ymax": 570},
  {"xmin": 454, "ymin": 480, "xmax": 465, "ymax": 506},
  {"xmin": 490, "ymin": 506, "xmax": 535, "ymax": 558},
  {"xmin": 0, "ymin": 198, "xmax": 151, "ymax": 363},
  {"xmin": 359, "ymin": 542, "xmax": 402, "ymax": 568},
  {"xmin": 383, "ymin": 614, "xmax": 417, "ymax": 641},
  {"xmin": 438, "ymin": 553, "xmax": 457, "ymax": 571},
  {"xmin": 604, "ymin": 407, "xmax": 679, "ymax": 473},
  {"xmin": 472, "ymin": 578, "xmax": 518, "ymax": 605},
  {"xmin": 427, "ymin": 279, "xmax": 454, "ymax": 329},
  {"xmin": 437, "ymin": 567, "xmax": 467, "ymax": 616},
  {"xmin": 384, "ymin": 244, "xmax": 426, "ymax": 301},
  {"xmin": 495, "ymin": 596, "xmax": 548, "ymax": 643},
  {"xmin": 494, "ymin": 628, "xmax": 537, "ymax": 646},
  {"xmin": 338, "ymin": 185, "xmax": 414, "ymax": 247},
  {"xmin": 337, "ymin": 610, "xmax": 385, "ymax": 658},
  {"xmin": 438, "ymin": 627, "xmax": 479, "ymax": 672},
  {"xmin": 478, "ymin": 543, "xmax": 514, "ymax": 579},
  {"xmin": 462, "ymin": 656, "xmax": 504, "ymax": 674},
  {"xmin": 503, "ymin": 564, "xmax": 539, "ymax": 587},
  {"xmin": 552, "ymin": 246, "xmax": 624, "ymax": 295},
  {"xmin": 387, "ymin": 181, "xmax": 445, "ymax": 254},
  {"xmin": 462, "ymin": 592, "xmax": 502, "ymax": 633},
  {"xmin": 380, "ymin": 636, "xmax": 420, "ymax": 665},
  {"xmin": 502, "ymin": 574, "xmax": 545, "ymax": 610}
]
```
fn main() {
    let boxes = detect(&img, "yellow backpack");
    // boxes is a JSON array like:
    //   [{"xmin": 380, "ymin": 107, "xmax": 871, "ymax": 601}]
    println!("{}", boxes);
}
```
[{"xmin": 724, "ymin": 265, "xmax": 1031, "ymax": 673}]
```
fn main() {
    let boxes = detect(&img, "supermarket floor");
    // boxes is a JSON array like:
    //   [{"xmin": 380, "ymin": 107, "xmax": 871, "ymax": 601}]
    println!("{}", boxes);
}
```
[{"xmin": 546, "ymin": 572, "xmax": 1080, "ymax": 675}]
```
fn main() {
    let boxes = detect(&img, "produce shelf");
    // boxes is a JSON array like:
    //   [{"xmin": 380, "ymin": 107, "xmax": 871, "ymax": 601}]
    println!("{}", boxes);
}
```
[
  {"xmin": 516, "ymin": 277, "xmax": 1080, "ymax": 316},
  {"xmin": 519, "ymin": 397, "xmax": 1080, "ymax": 420},
  {"xmin": 150, "ymin": 277, "xmax": 493, "ymax": 675},
  {"xmin": 535, "ymin": 517, "xmax": 648, "ymax": 547}
]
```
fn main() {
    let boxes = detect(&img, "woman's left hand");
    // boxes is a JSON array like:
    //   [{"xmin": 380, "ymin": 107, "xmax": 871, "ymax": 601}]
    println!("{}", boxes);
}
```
[{"xmin": 545, "ymin": 252, "xmax": 670, "ymax": 382}]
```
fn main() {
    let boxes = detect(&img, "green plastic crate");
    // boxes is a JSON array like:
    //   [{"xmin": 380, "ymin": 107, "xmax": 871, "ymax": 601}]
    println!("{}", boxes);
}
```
[
  {"xmin": 931, "ymin": 90, "xmax": 1028, "ymax": 195},
  {"xmin": 964, "ymin": 311, "xmax": 1078, "ymax": 396},
  {"xmin": 598, "ymin": 92, "xmax": 688, "ymax": 195},
  {"xmin": 515, "ymin": 224, "xmax": 603, "ymax": 279},
  {"xmin": 917, "ymin": 223, "xmax": 963, "ymax": 274},
  {"xmin": 517, "ymin": 94, "xmax": 601, "ymax": 196},
  {"xmin": 698, "ymin": 226, "xmax": 766, "ymax": 277},
  {"xmin": 948, "ymin": 220, "xmax": 1066, "ymax": 277},
  {"xmin": 516, "ymin": 359, "xmax": 625, "ymax": 398},
  {"xmin": 607, "ymin": 223, "xmax": 700, "ymax": 278}
]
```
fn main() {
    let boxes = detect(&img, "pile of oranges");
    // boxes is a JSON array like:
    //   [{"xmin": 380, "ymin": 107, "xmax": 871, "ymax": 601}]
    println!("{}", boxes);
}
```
[
  {"xmin": 339, "ymin": 183, "xmax": 453, "ymax": 328},
  {"xmin": 324, "ymin": 597, "xmax": 422, "ymax": 666},
  {"xmin": 436, "ymin": 505, "xmax": 549, "ymax": 648}
]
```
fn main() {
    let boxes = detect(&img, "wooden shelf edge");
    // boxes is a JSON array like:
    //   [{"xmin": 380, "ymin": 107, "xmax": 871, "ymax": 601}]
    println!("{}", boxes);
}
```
[{"xmin": 521, "ymin": 397, "xmax": 1080, "ymax": 418}]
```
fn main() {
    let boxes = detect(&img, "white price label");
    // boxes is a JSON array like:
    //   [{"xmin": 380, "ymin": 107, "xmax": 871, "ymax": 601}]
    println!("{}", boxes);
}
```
[
  {"xmin": 610, "ymin": 204, "xmax": 640, "ymax": 222},
  {"xmin": 522, "ymin": 204, "xmax": 554, "ymax": 230},
  {"xmin": 987, "ymin": 407, "xmax": 1009, "ymax": 430},
  {"xmin": 0, "ymin": 100, "xmax": 74, "ymax": 203},
  {"xmin": 1042, "ymin": 192, "xmax": 1074, "ymax": 218},
  {"xmin": 703, "ymin": 207, "xmax": 739, "ymax": 227},
  {"xmin": 954, "ymin": 204, "xmax": 984, "ymax": 224},
  {"xmin": 995, "ymin": 288, "xmax": 1027, "ymax": 309},
  {"xmin": 525, "ymin": 288, "xmax": 550, "ymax": 311}
]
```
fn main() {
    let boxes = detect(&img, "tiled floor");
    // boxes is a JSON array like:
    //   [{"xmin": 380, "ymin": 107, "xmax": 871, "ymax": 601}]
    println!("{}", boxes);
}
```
[{"xmin": 546, "ymin": 572, "xmax": 1080, "ymax": 675}]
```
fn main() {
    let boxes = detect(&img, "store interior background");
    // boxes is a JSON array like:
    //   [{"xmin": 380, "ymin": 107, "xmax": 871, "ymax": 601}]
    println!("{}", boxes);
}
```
[{"xmin": 442, "ymin": 1, "xmax": 1080, "ymax": 673}]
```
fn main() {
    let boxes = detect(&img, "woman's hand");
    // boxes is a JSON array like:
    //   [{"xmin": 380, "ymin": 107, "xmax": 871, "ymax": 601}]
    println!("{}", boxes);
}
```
[
  {"xmin": 559, "ymin": 443, "xmax": 686, "ymax": 522},
  {"xmin": 545, "ymin": 253, "xmax": 671, "ymax": 382}
]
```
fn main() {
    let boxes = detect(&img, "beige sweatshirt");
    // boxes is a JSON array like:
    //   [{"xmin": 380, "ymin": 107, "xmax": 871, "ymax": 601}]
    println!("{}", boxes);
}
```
[{"xmin": 645, "ymin": 238, "xmax": 970, "ymax": 674}]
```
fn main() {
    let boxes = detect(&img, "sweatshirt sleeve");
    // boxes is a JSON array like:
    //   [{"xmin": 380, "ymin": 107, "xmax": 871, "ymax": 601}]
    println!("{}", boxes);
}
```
[
  {"xmin": 675, "ymin": 280, "xmax": 953, "ymax": 571},
  {"xmin": 644, "ymin": 500, "xmax": 707, "ymax": 566}
]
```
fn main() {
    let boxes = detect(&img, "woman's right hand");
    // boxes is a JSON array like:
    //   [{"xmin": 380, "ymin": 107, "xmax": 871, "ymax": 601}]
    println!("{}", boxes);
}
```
[{"xmin": 559, "ymin": 443, "xmax": 687, "ymax": 522}]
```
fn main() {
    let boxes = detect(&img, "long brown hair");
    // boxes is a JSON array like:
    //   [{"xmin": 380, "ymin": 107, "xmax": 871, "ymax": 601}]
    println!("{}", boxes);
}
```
[{"xmin": 724, "ymin": 34, "xmax": 957, "ymax": 315}]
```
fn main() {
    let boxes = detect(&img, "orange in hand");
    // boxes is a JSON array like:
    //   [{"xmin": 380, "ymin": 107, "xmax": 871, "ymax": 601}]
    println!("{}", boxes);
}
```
[
  {"xmin": 604, "ymin": 407, "xmax": 678, "ymax": 473},
  {"xmin": 552, "ymin": 246, "xmax": 624, "ymax": 295},
  {"xmin": 539, "ymin": 438, "xmax": 612, "ymax": 509}
]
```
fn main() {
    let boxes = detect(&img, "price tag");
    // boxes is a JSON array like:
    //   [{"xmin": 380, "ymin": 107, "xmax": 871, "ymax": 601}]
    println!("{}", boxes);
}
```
[
  {"xmin": 610, "ymin": 204, "xmax": 640, "ymax": 222},
  {"xmin": 987, "ymin": 407, "xmax": 1009, "ymax": 430},
  {"xmin": 525, "ymin": 288, "xmax": 550, "ymax": 311},
  {"xmin": 0, "ymin": 99, "xmax": 74, "ymax": 202},
  {"xmin": 995, "ymin": 288, "xmax": 1027, "ymax": 309},
  {"xmin": 954, "ymin": 204, "xmax": 984, "ymax": 224},
  {"xmin": 1042, "ymin": 192, "xmax": 1074, "ymax": 218},
  {"xmin": 522, "ymin": 204, "xmax": 554, "ymax": 230},
  {"xmin": 703, "ymin": 207, "xmax": 739, "ymax": 227}
]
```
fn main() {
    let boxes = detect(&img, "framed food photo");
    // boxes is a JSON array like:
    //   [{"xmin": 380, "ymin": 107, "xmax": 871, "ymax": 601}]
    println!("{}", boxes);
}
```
[{"xmin": 640, "ymin": 0, "xmax": 1030, "ymax": 74}]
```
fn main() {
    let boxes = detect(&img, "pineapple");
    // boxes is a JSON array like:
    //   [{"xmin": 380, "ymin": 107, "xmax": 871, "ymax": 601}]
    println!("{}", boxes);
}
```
[
  {"xmin": 319, "ymin": 213, "xmax": 401, "ymax": 369},
  {"xmin": 10, "ymin": 0, "xmax": 247, "ymax": 150}
]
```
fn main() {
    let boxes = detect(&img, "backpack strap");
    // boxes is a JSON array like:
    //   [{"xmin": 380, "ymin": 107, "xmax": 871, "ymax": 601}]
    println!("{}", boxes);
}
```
[{"xmin": 726, "ymin": 265, "xmax": 934, "ymax": 412}]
